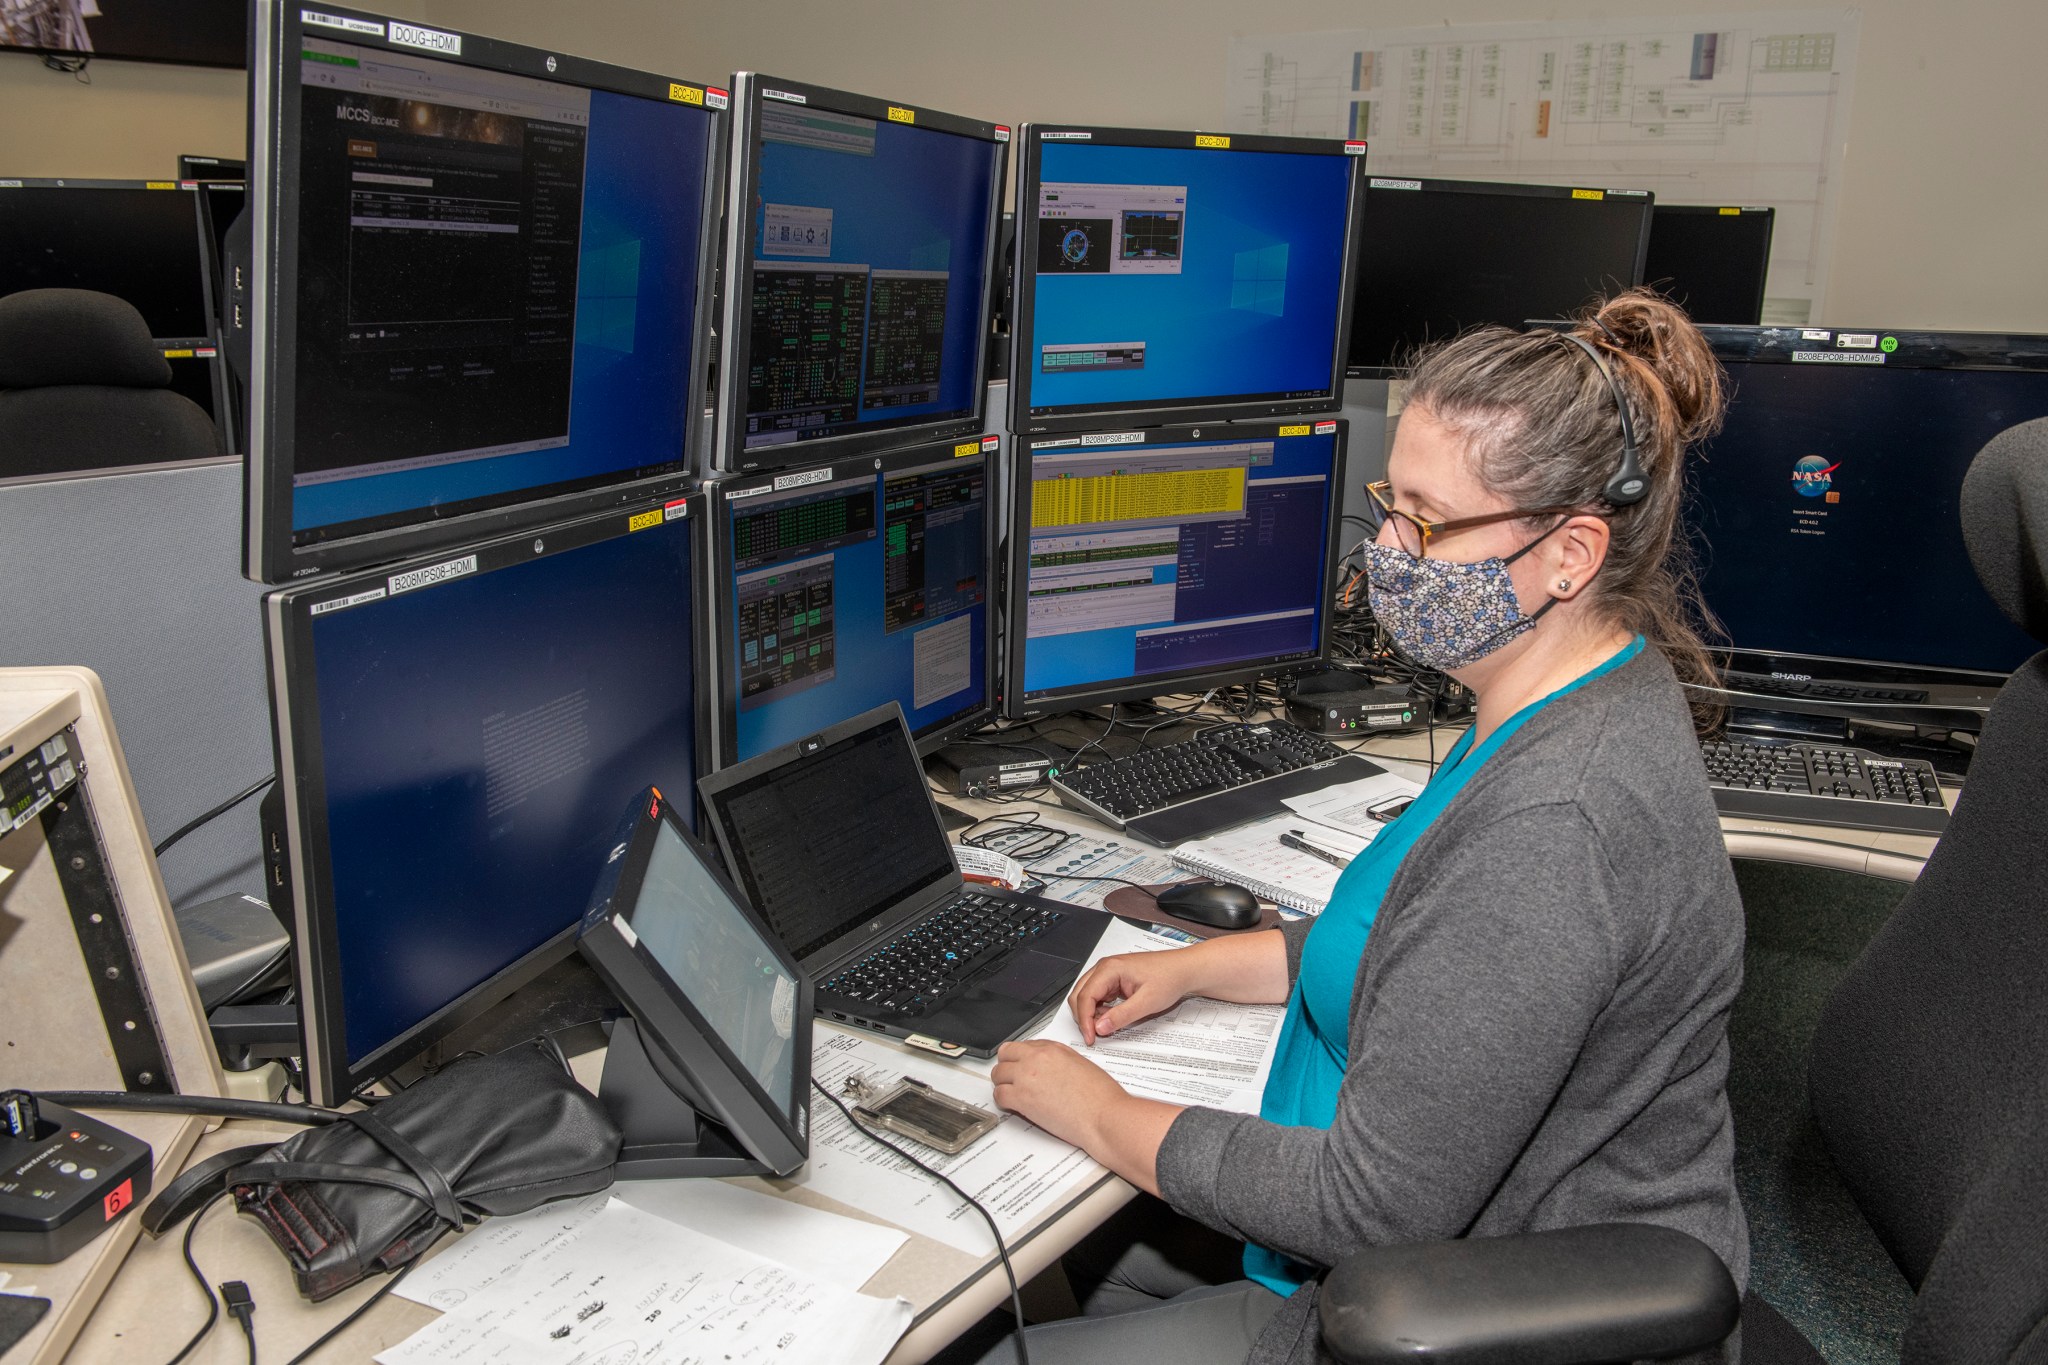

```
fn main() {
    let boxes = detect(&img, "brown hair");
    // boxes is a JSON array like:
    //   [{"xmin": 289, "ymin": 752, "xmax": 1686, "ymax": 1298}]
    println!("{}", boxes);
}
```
[{"xmin": 1400, "ymin": 288, "xmax": 1727, "ymax": 727}]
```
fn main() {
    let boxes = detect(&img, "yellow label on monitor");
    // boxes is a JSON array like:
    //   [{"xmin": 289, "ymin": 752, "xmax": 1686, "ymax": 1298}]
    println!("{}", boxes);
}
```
[
  {"xmin": 668, "ymin": 83, "xmax": 703, "ymax": 105},
  {"xmin": 1571, "ymin": 188, "xmax": 1604, "ymax": 200},
  {"xmin": 1195, "ymin": 134, "xmax": 1231, "ymax": 149},
  {"xmin": 954, "ymin": 440, "xmax": 980, "ymax": 457},
  {"xmin": 1720, "ymin": 206, "xmax": 1742, "ymax": 215},
  {"xmin": 1278, "ymin": 424, "xmax": 1312, "ymax": 436},
  {"xmin": 146, "ymin": 181, "xmax": 177, "ymax": 190},
  {"xmin": 628, "ymin": 509, "xmax": 664, "ymax": 533},
  {"xmin": 160, "ymin": 348, "xmax": 195, "ymax": 358},
  {"xmin": 888, "ymin": 106, "xmax": 916, "ymax": 124}
]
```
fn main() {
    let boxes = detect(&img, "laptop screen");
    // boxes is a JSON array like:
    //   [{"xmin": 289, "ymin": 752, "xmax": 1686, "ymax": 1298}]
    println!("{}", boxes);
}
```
[{"xmin": 705, "ymin": 712, "xmax": 956, "ymax": 961}]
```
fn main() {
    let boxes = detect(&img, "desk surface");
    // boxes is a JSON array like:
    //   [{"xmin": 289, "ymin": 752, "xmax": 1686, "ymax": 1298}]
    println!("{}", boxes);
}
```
[{"xmin": 53, "ymin": 712, "xmax": 1943, "ymax": 1363}]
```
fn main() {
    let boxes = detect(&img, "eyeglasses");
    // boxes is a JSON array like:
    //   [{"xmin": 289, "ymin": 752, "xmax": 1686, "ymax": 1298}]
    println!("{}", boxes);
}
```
[{"xmin": 1363, "ymin": 481, "xmax": 1588, "ymax": 559}]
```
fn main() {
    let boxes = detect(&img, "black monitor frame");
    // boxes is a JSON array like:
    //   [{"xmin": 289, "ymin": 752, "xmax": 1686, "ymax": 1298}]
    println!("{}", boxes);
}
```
[
  {"xmin": 578, "ymin": 784, "xmax": 812, "ymax": 1179},
  {"xmin": 1644, "ymin": 205, "xmax": 1774, "ymax": 326},
  {"xmin": 1685, "ymin": 324, "xmax": 2048, "ymax": 725},
  {"xmin": 264, "ymin": 494, "xmax": 712, "ymax": 1107},
  {"xmin": 0, "ymin": 177, "xmax": 231, "ymax": 471},
  {"xmin": 712, "ymin": 73, "xmax": 1009, "ymax": 475},
  {"xmin": 705, "ymin": 434, "xmax": 1002, "ymax": 769},
  {"xmin": 1345, "ymin": 176, "xmax": 1653, "ymax": 379},
  {"xmin": 243, "ymin": 1, "xmax": 728, "ymax": 583},
  {"xmin": 1003, "ymin": 418, "xmax": 1350, "ymax": 718},
  {"xmin": 1008, "ymin": 124, "xmax": 1368, "ymax": 437},
  {"xmin": 179, "ymin": 155, "xmax": 248, "ymax": 181}
]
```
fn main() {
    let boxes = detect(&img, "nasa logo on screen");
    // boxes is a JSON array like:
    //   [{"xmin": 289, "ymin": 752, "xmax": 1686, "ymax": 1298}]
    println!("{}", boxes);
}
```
[{"xmin": 1791, "ymin": 455, "xmax": 1839, "ymax": 499}]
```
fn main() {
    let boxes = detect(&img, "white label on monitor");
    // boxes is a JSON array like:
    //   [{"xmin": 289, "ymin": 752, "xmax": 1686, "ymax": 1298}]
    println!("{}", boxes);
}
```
[
  {"xmin": 663, "ymin": 499, "xmax": 688, "ymax": 521},
  {"xmin": 705, "ymin": 87, "xmax": 729, "ymax": 110},
  {"xmin": 310, "ymin": 586, "xmax": 388, "ymax": 616},
  {"xmin": 1034, "ymin": 438, "xmax": 1082, "ymax": 448},
  {"xmin": 1836, "ymin": 333, "xmax": 1879, "ymax": 349},
  {"xmin": 0, "ymin": 180, "xmax": 19, "ymax": 189},
  {"xmin": 1606, "ymin": 187, "xmax": 1650, "ymax": 196},
  {"xmin": 762, "ymin": 88, "xmax": 807, "ymax": 105},
  {"xmin": 1344, "ymin": 141, "xmax": 1367, "ymax": 155},
  {"xmin": 911, "ymin": 613, "xmax": 972, "ymax": 710},
  {"xmin": 388, "ymin": 22, "xmax": 461, "ymax": 55},
  {"xmin": 614, "ymin": 917, "xmax": 639, "ymax": 949},
  {"xmin": 1041, "ymin": 131, "xmax": 1091, "ymax": 141},
  {"xmin": 388, "ymin": 554, "xmax": 477, "ymax": 596},
  {"xmin": 1791, "ymin": 350, "xmax": 1885, "ymax": 365},
  {"xmin": 774, "ymin": 468, "xmax": 833, "ymax": 491},
  {"xmin": 725, "ymin": 485, "xmax": 775, "ymax": 501},
  {"xmin": 1081, "ymin": 432, "xmax": 1145, "ymax": 446},
  {"xmin": 301, "ymin": 10, "xmax": 385, "ymax": 36},
  {"xmin": 1315, "ymin": 420, "xmax": 1339, "ymax": 434},
  {"xmin": 995, "ymin": 127, "xmax": 1012, "ymax": 142},
  {"xmin": 1801, "ymin": 329, "xmax": 1832, "ymax": 341},
  {"xmin": 1370, "ymin": 177, "xmax": 1422, "ymax": 190}
]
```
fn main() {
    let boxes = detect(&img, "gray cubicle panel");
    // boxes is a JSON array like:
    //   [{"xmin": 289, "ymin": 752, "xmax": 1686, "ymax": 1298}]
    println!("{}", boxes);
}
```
[
  {"xmin": 1335, "ymin": 374, "xmax": 1393, "ymax": 541},
  {"xmin": 0, "ymin": 458, "xmax": 271, "ymax": 911}
]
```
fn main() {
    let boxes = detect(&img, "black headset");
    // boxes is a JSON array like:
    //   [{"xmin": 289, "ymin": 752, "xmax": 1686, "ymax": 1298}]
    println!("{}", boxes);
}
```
[{"xmin": 1560, "ymin": 332, "xmax": 1649, "ymax": 506}]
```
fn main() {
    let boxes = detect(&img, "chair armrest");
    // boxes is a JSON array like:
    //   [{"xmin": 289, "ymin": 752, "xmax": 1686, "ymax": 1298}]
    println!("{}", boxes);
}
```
[{"xmin": 1318, "ymin": 1222, "xmax": 1739, "ymax": 1365}]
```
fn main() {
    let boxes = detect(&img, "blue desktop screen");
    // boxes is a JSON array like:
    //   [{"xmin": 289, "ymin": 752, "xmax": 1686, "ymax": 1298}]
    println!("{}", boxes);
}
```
[
  {"xmin": 289, "ymin": 38, "xmax": 713, "ymax": 541},
  {"xmin": 306, "ymin": 516, "xmax": 699, "ymax": 1067},
  {"xmin": 725, "ymin": 454, "xmax": 989, "ymax": 760},
  {"xmin": 1019, "ymin": 432, "xmax": 1339, "ymax": 699},
  {"xmin": 1024, "ymin": 142, "xmax": 1353, "ymax": 415},
  {"xmin": 740, "ymin": 100, "xmax": 1000, "ymax": 451},
  {"xmin": 1690, "ymin": 361, "xmax": 2047, "ymax": 676}
]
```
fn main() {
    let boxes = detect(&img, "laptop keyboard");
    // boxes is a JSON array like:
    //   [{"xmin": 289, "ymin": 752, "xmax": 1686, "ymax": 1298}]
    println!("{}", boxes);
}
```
[{"xmin": 821, "ymin": 892, "xmax": 1068, "ymax": 1017}]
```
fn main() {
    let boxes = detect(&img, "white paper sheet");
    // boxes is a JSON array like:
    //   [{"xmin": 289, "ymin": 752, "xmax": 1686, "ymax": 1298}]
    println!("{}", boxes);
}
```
[
  {"xmin": 798, "ymin": 1029, "xmax": 1104, "ymax": 1254},
  {"xmin": 1282, "ymin": 770, "xmax": 1425, "ymax": 838},
  {"xmin": 1033, "ymin": 918, "xmax": 1285, "ymax": 1114},
  {"xmin": 613, "ymin": 1176, "xmax": 908, "ymax": 1291},
  {"xmin": 395, "ymin": 1191, "xmax": 612, "ymax": 1313},
  {"xmin": 378, "ymin": 1198, "xmax": 911, "ymax": 1365}
]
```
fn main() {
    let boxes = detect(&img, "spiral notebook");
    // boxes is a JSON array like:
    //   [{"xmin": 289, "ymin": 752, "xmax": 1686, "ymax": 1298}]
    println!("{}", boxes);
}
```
[{"xmin": 1169, "ymin": 813, "xmax": 1375, "ymax": 915}]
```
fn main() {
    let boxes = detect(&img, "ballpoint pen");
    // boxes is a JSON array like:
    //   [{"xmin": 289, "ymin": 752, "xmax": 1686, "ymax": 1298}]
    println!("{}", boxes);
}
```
[{"xmin": 1279, "ymin": 829, "xmax": 1352, "ymax": 868}]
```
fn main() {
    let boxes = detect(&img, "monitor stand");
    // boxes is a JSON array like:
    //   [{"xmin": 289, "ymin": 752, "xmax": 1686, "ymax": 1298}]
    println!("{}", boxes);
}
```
[{"xmin": 598, "ymin": 1018, "xmax": 768, "ymax": 1180}]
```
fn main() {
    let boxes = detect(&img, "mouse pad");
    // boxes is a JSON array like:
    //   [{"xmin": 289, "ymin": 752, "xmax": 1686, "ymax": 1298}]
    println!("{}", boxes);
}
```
[
  {"xmin": 1, "ymin": 1293, "xmax": 53, "ymax": 1353},
  {"xmin": 1102, "ymin": 884, "xmax": 1285, "ymax": 938}
]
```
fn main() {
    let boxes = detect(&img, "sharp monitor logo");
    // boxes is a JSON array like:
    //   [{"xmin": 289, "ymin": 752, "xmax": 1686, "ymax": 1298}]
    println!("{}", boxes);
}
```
[{"xmin": 1791, "ymin": 455, "xmax": 1839, "ymax": 498}]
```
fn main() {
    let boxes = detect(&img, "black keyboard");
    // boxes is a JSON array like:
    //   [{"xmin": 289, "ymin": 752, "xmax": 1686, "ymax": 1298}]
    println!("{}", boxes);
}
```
[
  {"xmin": 1702, "ymin": 736, "xmax": 1948, "ymax": 835},
  {"xmin": 1721, "ymin": 671, "xmax": 1930, "ymax": 705},
  {"xmin": 1052, "ymin": 720, "xmax": 1380, "ymax": 845},
  {"xmin": 820, "ymin": 892, "xmax": 1067, "ymax": 1017}
]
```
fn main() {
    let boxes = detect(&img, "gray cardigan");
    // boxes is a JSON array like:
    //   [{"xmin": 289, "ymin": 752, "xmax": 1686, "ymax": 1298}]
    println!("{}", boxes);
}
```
[{"xmin": 1156, "ymin": 647, "xmax": 1749, "ymax": 1364}]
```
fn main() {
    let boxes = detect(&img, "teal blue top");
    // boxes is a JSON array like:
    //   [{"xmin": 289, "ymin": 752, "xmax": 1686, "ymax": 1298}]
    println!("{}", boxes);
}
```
[{"xmin": 1244, "ymin": 635, "xmax": 1646, "ymax": 1295}]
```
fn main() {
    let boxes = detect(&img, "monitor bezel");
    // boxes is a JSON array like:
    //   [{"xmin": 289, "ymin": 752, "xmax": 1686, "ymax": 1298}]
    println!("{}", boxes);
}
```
[
  {"xmin": 264, "ymin": 493, "xmax": 712, "ymax": 1108},
  {"xmin": 705, "ymin": 435, "xmax": 1002, "ymax": 770},
  {"xmin": 711, "ymin": 72, "xmax": 1009, "ymax": 475},
  {"xmin": 1644, "ymin": 204, "xmax": 1775, "ymax": 327},
  {"xmin": 243, "ymin": 1, "xmax": 728, "ymax": 584},
  {"xmin": 1344, "ymin": 176, "xmax": 1655, "ymax": 380},
  {"xmin": 1002, "ymin": 418, "xmax": 1351, "ymax": 719},
  {"xmin": 578, "ymin": 784, "xmax": 812, "ymax": 1177},
  {"xmin": 1685, "ymin": 323, "xmax": 2048, "ymax": 708},
  {"xmin": 1008, "ymin": 123, "xmax": 1369, "ymax": 437}
]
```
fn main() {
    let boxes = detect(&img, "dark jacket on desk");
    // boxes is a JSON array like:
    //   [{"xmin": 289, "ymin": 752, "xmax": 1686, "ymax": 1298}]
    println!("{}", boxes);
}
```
[{"xmin": 1155, "ymin": 647, "xmax": 1749, "ymax": 1365}]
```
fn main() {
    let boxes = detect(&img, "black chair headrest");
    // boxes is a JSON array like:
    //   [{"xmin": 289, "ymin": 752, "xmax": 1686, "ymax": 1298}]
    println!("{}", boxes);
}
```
[
  {"xmin": 1962, "ymin": 416, "xmax": 2048, "ymax": 644},
  {"xmin": 0, "ymin": 288, "xmax": 173, "ymax": 391}
]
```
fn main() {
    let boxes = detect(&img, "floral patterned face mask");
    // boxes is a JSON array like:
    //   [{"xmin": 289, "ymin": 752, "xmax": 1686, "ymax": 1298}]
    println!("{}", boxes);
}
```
[{"xmin": 1361, "ymin": 522, "xmax": 1566, "ymax": 670}]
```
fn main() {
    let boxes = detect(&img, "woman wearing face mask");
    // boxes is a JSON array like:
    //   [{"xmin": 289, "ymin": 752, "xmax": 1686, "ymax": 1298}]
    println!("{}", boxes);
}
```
[{"xmin": 978, "ymin": 289, "xmax": 1747, "ymax": 1365}]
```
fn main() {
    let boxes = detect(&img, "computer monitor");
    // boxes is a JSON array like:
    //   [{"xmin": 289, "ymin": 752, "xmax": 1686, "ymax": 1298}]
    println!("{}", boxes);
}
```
[
  {"xmin": 1009, "ymin": 125, "xmax": 1366, "ymax": 436},
  {"xmin": 1005, "ymin": 419, "xmax": 1349, "ymax": 715},
  {"xmin": 0, "ymin": 178, "xmax": 226, "ymax": 434},
  {"xmin": 243, "ymin": 3, "xmax": 726, "ymax": 583},
  {"xmin": 710, "ymin": 436, "xmax": 999, "ymax": 766},
  {"xmin": 1644, "ymin": 206, "xmax": 1774, "ymax": 325},
  {"xmin": 1345, "ymin": 178, "xmax": 1653, "ymax": 377},
  {"xmin": 264, "ymin": 496, "xmax": 707, "ymax": 1107},
  {"xmin": 713, "ymin": 74, "xmax": 1007, "ymax": 474},
  {"xmin": 1687, "ymin": 326, "xmax": 2048, "ymax": 721},
  {"xmin": 579, "ymin": 784, "xmax": 811, "ymax": 1178}
]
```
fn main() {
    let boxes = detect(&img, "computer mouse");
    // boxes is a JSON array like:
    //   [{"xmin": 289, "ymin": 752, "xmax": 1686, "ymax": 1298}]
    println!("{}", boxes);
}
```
[{"xmin": 1153, "ymin": 880, "xmax": 1262, "ymax": 931}]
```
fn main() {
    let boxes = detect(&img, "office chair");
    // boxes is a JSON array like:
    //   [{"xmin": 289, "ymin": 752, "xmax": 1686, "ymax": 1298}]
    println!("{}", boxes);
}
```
[
  {"xmin": 1317, "ymin": 417, "xmax": 2048, "ymax": 1365},
  {"xmin": 0, "ymin": 286, "xmax": 221, "ymax": 479}
]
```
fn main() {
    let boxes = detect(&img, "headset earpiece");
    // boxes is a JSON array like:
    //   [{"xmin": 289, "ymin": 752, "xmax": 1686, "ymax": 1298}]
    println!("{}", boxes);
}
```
[{"xmin": 1563, "ymin": 333, "xmax": 1648, "ymax": 506}]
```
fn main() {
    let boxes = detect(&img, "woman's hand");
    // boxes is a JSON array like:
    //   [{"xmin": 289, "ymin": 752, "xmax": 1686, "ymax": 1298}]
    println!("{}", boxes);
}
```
[
  {"xmin": 991, "ymin": 1040, "xmax": 1129, "ymax": 1150},
  {"xmin": 1068, "ymin": 950, "xmax": 1198, "ymax": 1044}
]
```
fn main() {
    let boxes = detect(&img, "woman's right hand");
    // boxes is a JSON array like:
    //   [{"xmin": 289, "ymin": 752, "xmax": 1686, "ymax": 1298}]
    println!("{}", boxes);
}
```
[{"xmin": 1069, "ymin": 949, "xmax": 1199, "ymax": 1044}]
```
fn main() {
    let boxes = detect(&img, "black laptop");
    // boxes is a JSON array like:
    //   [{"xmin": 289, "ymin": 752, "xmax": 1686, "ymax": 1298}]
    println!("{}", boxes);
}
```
[{"xmin": 698, "ymin": 705, "xmax": 1108, "ymax": 1057}]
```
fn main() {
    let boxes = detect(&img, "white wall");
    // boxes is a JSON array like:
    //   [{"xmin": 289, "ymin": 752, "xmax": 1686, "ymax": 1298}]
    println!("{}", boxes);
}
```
[{"xmin": 4, "ymin": 1, "xmax": 2043, "ymax": 330}]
